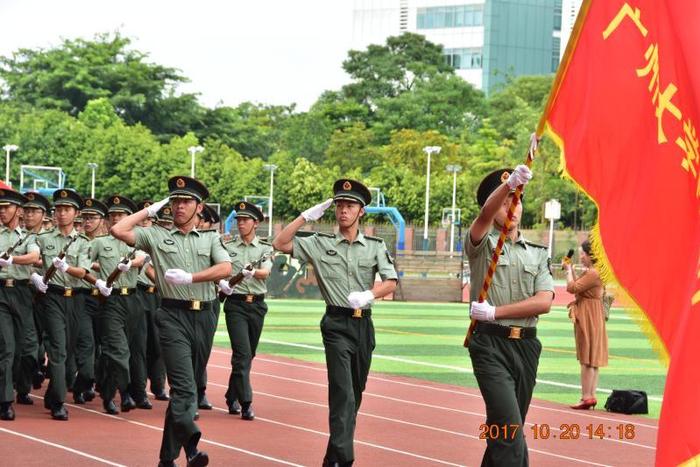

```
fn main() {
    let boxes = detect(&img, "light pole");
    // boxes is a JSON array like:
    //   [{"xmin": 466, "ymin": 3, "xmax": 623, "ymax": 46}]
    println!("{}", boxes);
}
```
[
  {"xmin": 3, "ymin": 144, "xmax": 18, "ymax": 186},
  {"xmin": 446, "ymin": 164, "xmax": 462, "ymax": 255},
  {"xmin": 87, "ymin": 163, "xmax": 98, "ymax": 198},
  {"xmin": 187, "ymin": 145, "xmax": 204, "ymax": 178},
  {"xmin": 263, "ymin": 164, "xmax": 278, "ymax": 238},
  {"xmin": 544, "ymin": 199, "xmax": 561, "ymax": 258},
  {"xmin": 422, "ymin": 146, "xmax": 441, "ymax": 250}
]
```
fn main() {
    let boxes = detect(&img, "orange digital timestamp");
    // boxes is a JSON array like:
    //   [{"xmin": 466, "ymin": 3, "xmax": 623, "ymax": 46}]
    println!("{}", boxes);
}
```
[
  {"xmin": 530, "ymin": 423, "xmax": 637, "ymax": 440},
  {"xmin": 478, "ymin": 424, "xmax": 521, "ymax": 440}
]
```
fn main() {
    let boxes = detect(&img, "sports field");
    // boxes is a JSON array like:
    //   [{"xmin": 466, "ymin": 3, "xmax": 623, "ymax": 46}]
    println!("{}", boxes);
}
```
[{"xmin": 213, "ymin": 299, "xmax": 666, "ymax": 419}]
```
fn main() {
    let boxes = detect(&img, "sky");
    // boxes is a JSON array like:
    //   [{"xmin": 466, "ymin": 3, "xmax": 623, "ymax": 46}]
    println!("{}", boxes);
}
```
[{"xmin": 0, "ymin": 0, "xmax": 356, "ymax": 111}]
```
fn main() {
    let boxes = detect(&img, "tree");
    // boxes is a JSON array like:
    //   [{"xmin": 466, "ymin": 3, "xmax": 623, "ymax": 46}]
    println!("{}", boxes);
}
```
[{"xmin": 324, "ymin": 123, "xmax": 380, "ymax": 175}]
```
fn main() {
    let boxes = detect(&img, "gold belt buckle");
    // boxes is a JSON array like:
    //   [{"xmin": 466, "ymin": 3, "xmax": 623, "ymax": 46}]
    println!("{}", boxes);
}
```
[
  {"xmin": 191, "ymin": 300, "xmax": 201, "ymax": 311},
  {"xmin": 91, "ymin": 288, "xmax": 99, "ymax": 296},
  {"xmin": 147, "ymin": 286, "xmax": 155, "ymax": 293},
  {"xmin": 64, "ymin": 287, "xmax": 73, "ymax": 297},
  {"xmin": 5, "ymin": 279, "xmax": 14, "ymax": 287},
  {"xmin": 245, "ymin": 294, "xmax": 254, "ymax": 303},
  {"xmin": 352, "ymin": 308, "xmax": 363, "ymax": 319},
  {"xmin": 508, "ymin": 326, "xmax": 523, "ymax": 339},
  {"xmin": 120, "ymin": 287, "xmax": 129, "ymax": 296}
]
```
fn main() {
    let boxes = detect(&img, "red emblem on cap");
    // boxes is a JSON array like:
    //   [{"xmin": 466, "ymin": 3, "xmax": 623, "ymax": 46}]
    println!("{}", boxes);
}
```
[
  {"xmin": 500, "ymin": 172, "xmax": 510, "ymax": 183},
  {"xmin": 114, "ymin": 197, "xmax": 121, "ymax": 205},
  {"xmin": 239, "ymin": 202, "xmax": 245, "ymax": 209},
  {"xmin": 85, "ymin": 199, "xmax": 93, "ymax": 207},
  {"xmin": 60, "ymin": 191, "xmax": 67, "ymax": 198},
  {"xmin": 342, "ymin": 181, "xmax": 352, "ymax": 191},
  {"xmin": 176, "ymin": 178, "xmax": 186, "ymax": 188},
  {"xmin": 27, "ymin": 193, "xmax": 34, "ymax": 200}
]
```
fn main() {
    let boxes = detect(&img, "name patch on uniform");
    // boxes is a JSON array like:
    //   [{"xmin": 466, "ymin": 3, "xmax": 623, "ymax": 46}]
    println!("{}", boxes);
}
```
[
  {"xmin": 46, "ymin": 245, "xmax": 55, "ymax": 250},
  {"xmin": 325, "ymin": 250, "xmax": 337, "ymax": 256},
  {"xmin": 163, "ymin": 239, "xmax": 175, "ymax": 245}
]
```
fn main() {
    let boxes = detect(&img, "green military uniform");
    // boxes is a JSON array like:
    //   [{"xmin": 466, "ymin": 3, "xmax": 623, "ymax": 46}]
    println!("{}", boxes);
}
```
[
  {"xmin": 222, "ymin": 201, "xmax": 273, "ymax": 417},
  {"xmin": 34, "ymin": 189, "xmax": 91, "ymax": 419},
  {"xmin": 292, "ymin": 180, "xmax": 397, "ymax": 466},
  {"xmin": 136, "ymin": 200, "xmax": 168, "ymax": 401},
  {"xmin": 0, "ymin": 190, "xmax": 39, "ymax": 420},
  {"xmin": 467, "ymin": 168, "xmax": 554, "ymax": 466},
  {"xmin": 132, "ymin": 176, "xmax": 229, "ymax": 463}
]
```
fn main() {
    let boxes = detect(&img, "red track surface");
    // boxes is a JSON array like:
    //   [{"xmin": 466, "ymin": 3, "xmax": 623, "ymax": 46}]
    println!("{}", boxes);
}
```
[{"xmin": 1, "ymin": 347, "xmax": 656, "ymax": 466}]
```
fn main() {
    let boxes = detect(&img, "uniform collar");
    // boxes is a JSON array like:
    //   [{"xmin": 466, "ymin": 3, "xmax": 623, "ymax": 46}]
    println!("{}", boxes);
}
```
[
  {"xmin": 169, "ymin": 226, "xmax": 201, "ymax": 237},
  {"xmin": 334, "ymin": 230, "xmax": 366, "ymax": 246},
  {"xmin": 236, "ymin": 235, "xmax": 259, "ymax": 247},
  {"xmin": 489, "ymin": 228, "xmax": 528, "ymax": 248},
  {"xmin": 0, "ymin": 224, "xmax": 22, "ymax": 235},
  {"xmin": 53, "ymin": 227, "xmax": 79, "ymax": 238}
]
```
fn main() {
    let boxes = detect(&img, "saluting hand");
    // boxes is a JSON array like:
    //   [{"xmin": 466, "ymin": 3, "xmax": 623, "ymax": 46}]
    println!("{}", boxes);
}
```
[
  {"xmin": 470, "ymin": 301, "xmax": 496, "ymax": 321},
  {"xmin": 301, "ymin": 198, "xmax": 333, "ymax": 222},
  {"xmin": 165, "ymin": 268, "xmax": 193, "ymax": 285},
  {"xmin": 348, "ymin": 290, "xmax": 375, "ymax": 309},
  {"xmin": 146, "ymin": 197, "xmax": 170, "ymax": 217}
]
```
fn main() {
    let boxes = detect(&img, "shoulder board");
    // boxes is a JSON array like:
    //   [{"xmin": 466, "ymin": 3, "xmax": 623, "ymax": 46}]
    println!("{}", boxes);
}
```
[
  {"xmin": 153, "ymin": 224, "xmax": 168, "ymax": 231},
  {"xmin": 364, "ymin": 235, "xmax": 384, "ymax": 242},
  {"xmin": 258, "ymin": 239, "xmax": 271, "ymax": 246},
  {"xmin": 79, "ymin": 233, "xmax": 90, "ymax": 241},
  {"xmin": 37, "ymin": 229, "xmax": 55, "ymax": 236},
  {"xmin": 524, "ymin": 240, "xmax": 548, "ymax": 249},
  {"xmin": 92, "ymin": 234, "xmax": 109, "ymax": 239},
  {"xmin": 317, "ymin": 232, "xmax": 335, "ymax": 238},
  {"xmin": 198, "ymin": 228, "xmax": 217, "ymax": 233}
]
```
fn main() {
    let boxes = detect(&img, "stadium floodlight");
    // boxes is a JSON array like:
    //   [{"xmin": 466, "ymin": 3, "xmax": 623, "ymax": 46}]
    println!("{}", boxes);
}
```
[
  {"xmin": 263, "ymin": 164, "xmax": 278, "ymax": 237},
  {"xmin": 446, "ymin": 164, "xmax": 462, "ymax": 255},
  {"xmin": 3, "ymin": 144, "xmax": 18, "ymax": 186},
  {"xmin": 422, "ymin": 146, "xmax": 441, "ymax": 250},
  {"xmin": 188, "ymin": 145, "xmax": 204, "ymax": 178},
  {"xmin": 87, "ymin": 163, "xmax": 98, "ymax": 198}
]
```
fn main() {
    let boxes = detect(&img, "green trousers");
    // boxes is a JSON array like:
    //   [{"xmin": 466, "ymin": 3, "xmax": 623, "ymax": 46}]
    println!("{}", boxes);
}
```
[
  {"xmin": 69, "ymin": 292, "xmax": 97, "ymax": 394},
  {"xmin": 468, "ymin": 331, "xmax": 542, "ymax": 467},
  {"xmin": 41, "ymin": 291, "xmax": 84, "ymax": 407},
  {"xmin": 138, "ymin": 287, "xmax": 167, "ymax": 395},
  {"xmin": 321, "ymin": 312, "xmax": 375, "ymax": 464},
  {"xmin": 157, "ymin": 302, "xmax": 215, "ymax": 462},
  {"xmin": 195, "ymin": 299, "xmax": 219, "ymax": 397},
  {"xmin": 223, "ymin": 299, "xmax": 267, "ymax": 405},
  {"xmin": 0, "ymin": 284, "xmax": 38, "ymax": 402}
]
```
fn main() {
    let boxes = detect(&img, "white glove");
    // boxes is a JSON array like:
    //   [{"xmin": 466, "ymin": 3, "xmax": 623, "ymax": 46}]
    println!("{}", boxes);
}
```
[
  {"xmin": 0, "ymin": 256, "xmax": 13, "ymax": 267},
  {"xmin": 348, "ymin": 290, "xmax": 375, "ymax": 309},
  {"xmin": 301, "ymin": 198, "xmax": 333, "ymax": 222},
  {"xmin": 146, "ymin": 197, "xmax": 170, "ymax": 217},
  {"xmin": 470, "ymin": 301, "xmax": 496, "ymax": 322},
  {"xmin": 31, "ymin": 273, "xmax": 48, "ymax": 293},
  {"xmin": 117, "ymin": 258, "xmax": 132, "ymax": 272},
  {"xmin": 241, "ymin": 265, "xmax": 255, "ymax": 281},
  {"xmin": 218, "ymin": 279, "xmax": 234, "ymax": 296},
  {"xmin": 95, "ymin": 279, "xmax": 113, "ymax": 297},
  {"xmin": 52, "ymin": 256, "xmax": 70, "ymax": 272},
  {"xmin": 506, "ymin": 165, "xmax": 533, "ymax": 190},
  {"xmin": 165, "ymin": 268, "xmax": 193, "ymax": 285}
]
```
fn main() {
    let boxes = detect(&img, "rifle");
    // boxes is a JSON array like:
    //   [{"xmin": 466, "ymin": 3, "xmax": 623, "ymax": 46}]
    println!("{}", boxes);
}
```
[
  {"xmin": 218, "ymin": 252, "xmax": 274, "ymax": 301},
  {"xmin": 43, "ymin": 234, "xmax": 80, "ymax": 284},
  {"xmin": 106, "ymin": 248, "xmax": 138, "ymax": 288},
  {"xmin": 0, "ymin": 232, "xmax": 27, "ymax": 270}
]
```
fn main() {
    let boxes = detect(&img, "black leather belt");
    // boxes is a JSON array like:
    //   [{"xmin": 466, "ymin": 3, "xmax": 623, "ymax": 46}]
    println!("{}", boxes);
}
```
[
  {"xmin": 475, "ymin": 322, "xmax": 537, "ymax": 339},
  {"xmin": 227, "ymin": 293, "xmax": 265, "ymax": 303},
  {"xmin": 47, "ymin": 284, "xmax": 78, "ymax": 297},
  {"xmin": 161, "ymin": 298, "xmax": 211, "ymax": 311},
  {"xmin": 137, "ymin": 283, "xmax": 157, "ymax": 294},
  {"xmin": 0, "ymin": 278, "xmax": 28, "ymax": 288},
  {"xmin": 110, "ymin": 287, "xmax": 137, "ymax": 296},
  {"xmin": 326, "ymin": 305, "xmax": 372, "ymax": 319}
]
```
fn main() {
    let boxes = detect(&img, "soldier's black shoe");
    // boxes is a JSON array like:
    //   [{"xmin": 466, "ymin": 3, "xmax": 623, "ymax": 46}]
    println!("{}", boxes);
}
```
[
  {"xmin": 16, "ymin": 393, "xmax": 34, "ymax": 405},
  {"xmin": 157, "ymin": 460, "xmax": 176, "ymax": 467},
  {"xmin": 51, "ymin": 404, "xmax": 69, "ymax": 421},
  {"xmin": 32, "ymin": 371, "xmax": 45, "ymax": 390},
  {"xmin": 83, "ymin": 388, "xmax": 96, "ymax": 402},
  {"xmin": 103, "ymin": 400, "xmax": 119, "ymax": 415},
  {"xmin": 121, "ymin": 394, "xmax": 136, "ymax": 412},
  {"xmin": 197, "ymin": 394, "xmax": 212, "ymax": 410},
  {"xmin": 154, "ymin": 391, "xmax": 170, "ymax": 401},
  {"xmin": 186, "ymin": 450, "xmax": 209, "ymax": 467},
  {"xmin": 227, "ymin": 400, "xmax": 241, "ymax": 415},
  {"xmin": 0, "ymin": 403, "xmax": 15, "ymax": 421},
  {"xmin": 241, "ymin": 403, "xmax": 254, "ymax": 421},
  {"xmin": 322, "ymin": 459, "xmax": 354, "ymax": 467},
  {"xmin": 73, "ymin": 391, "xmax": 86, "ymax": 404},
  {"xmin": 135, "ymin": 398, "xmax": 153, "ymax": 410}
]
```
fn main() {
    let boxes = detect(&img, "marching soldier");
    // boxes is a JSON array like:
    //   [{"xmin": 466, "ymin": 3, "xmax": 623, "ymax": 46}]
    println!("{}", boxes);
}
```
[
  {"xmin": 30, "ymin": 189, "xmax": 94, "ymax": 421},
  {"xmin": 466, "ymin": 166, "xmax": 554, "ymax": 466},
  {"xmin": 0, "ymin": 189, "xmax": 41, "ymax": 420},
  {"xmin": 92, "ymin": 195, "xmax": 150, "ymax": 414},
  {"xmin": 111, "ymin": 176, "xmax": 231, "ymax": 467},
  {"xmin": 156, "ymin": 205, "xmax": 174, "ymax": 230},
  {"xmin": 273, "ymin": 179, "xmax": 398, "ymax": 467},
  {"xmin": 136, "ymin": 200, "xmax": 169, "ymax": 402},
  {"xmin": 219, "ymin": 201, "xmax": 273, "ymax": 419}
]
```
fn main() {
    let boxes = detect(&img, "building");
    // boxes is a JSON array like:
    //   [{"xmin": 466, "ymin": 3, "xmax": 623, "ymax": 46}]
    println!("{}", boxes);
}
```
[
  {"xmin": 560, "ymin": 0, "xmax": 583, "ymax": 60},
  {"xmin": 352, "ymin": 0, "xmax": 563, "ymax": 93}
]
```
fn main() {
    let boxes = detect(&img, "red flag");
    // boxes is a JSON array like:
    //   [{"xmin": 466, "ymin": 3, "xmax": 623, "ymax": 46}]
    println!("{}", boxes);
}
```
[{"xmin": 540, "ymin": 1, "xmax": 700, "ymax": 465}]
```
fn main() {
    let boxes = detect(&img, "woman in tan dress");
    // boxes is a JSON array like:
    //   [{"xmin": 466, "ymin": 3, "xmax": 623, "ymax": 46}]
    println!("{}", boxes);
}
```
[{"xmin": 564, "ymin": 240, "xmax": 608, "ymax": 410}]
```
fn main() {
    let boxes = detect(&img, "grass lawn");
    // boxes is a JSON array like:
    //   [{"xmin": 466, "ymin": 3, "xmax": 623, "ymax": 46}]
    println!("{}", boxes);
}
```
[{"xmin": 213, "ymin": 299, "xmax": 665, "ymax": 418}]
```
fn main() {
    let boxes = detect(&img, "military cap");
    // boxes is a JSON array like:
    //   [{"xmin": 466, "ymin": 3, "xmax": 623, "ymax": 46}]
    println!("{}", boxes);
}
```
[
  {"xmin": 82, "ymin": 198, "xmax": 108, "ymax": 217},
  {"xmin": 157, "ymin": 205, "xmax": 173, "ymax": 222},
  {"xmin": 234, "ymin": 201, "xmax": 264, "ymax": 222},
  {"xmin": 137, "ymin": 199, "xmax": 154, "ymax": 211},
  {"xmin": 22, "ymin": 191, "xmax": 51, "ymax": 212},
  {"xmin": 106, "ymin": 195, "xmax": 137, "ymax": 215},
  {"xmin": 0, "ymin": 188, "xmax": 27, "ymax": 206},
  {"xmin": 476, "ymin": 168, "xmax": 524, "ymax": 207},
  {"xmin": 73, "ymin": 216, "xmax": 84, "ymax": 224},
  {"xmin": 168, "ymin": 176, "xmax": 209, "ymax": 202},
  {"xmin": 202, "ymin": 203, "xmax": 221, "ymax": 224},
  {"xmin": 332, "ymin": 179, "xmax": 372, "ymax": 207},
  {"xmin": 53, "ymin": 188, "xmax": 83, "ymax": 209}
]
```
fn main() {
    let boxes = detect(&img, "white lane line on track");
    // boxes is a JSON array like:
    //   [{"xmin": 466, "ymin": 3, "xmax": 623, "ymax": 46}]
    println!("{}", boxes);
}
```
[
  {"xmin": 220, "ymin": 338, "xmax": 663, "ymax": 402},
  {"xmin": 0, "ymin": 426, "xmax": 126, "ymax": 466},
  {"xmin": 27, "ymin": 395, "xmax": 303, "ymax": 467}
]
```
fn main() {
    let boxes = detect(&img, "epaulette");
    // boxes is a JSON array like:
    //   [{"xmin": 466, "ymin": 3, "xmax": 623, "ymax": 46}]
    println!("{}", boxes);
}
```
[
  {"xmin": 79, "ymin": 233, "xmax": 90, "ymax": 241},
  {"xmin": 364, "ymin": 235, "xmax": 384, "ymax": 242},
  {"xmin": 258, "ymin": 239, "xmax": 271, "ymax": 246},
  {"xmin": 524, "ymin": 239, "xmax": 548, "ymax": 249},
  {"xmin": 198, "ymin": 228, "xmax": 217, "ymax": 233},
  {"xmin": 37, "ymin": 229, "xmax": 55, "ymax": 236},
  {"xmin": 317, "ymin": 232, "xmax": 335, "ymax": 238},
  {"xmin": 153, "ymin": 223, "xmax": 168, "ymax": 230}
]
